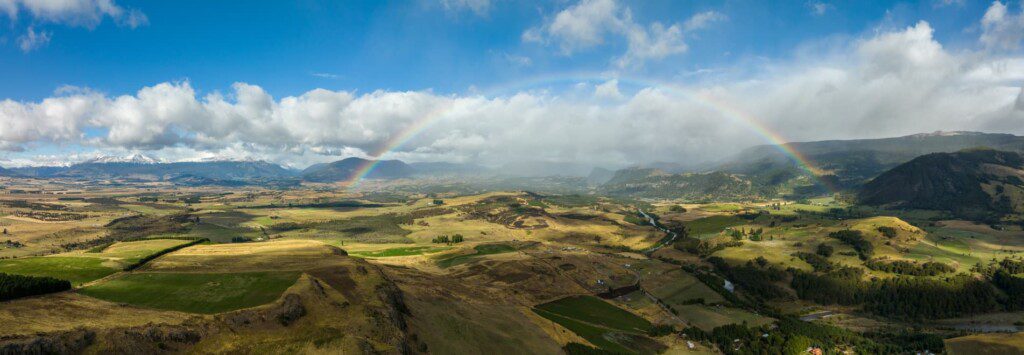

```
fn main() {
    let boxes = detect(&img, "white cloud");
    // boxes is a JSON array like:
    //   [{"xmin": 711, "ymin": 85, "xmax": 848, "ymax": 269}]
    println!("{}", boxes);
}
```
[
  {"xmin": 545, "ymin": 0, "xmax": 622, "ymax": 54},
  {"xmin": 503, "ymin": 53, "xmax": 532, "ymax": 67},
  {"xmin": 17, "ymin": 27, "xmax": 51, "ymax": 52},
  {"xmin": 311, "ymin": 72, "xmax": 340, "ymax": 79},
  {"xmin": 935, "ymin": 0, "xmax": 965, "ymax": 7},
  {"xmin": 683, "ymin": 11, "xmax": 726, "ymax": 32},
  {"xmin": 807, "ymin": 1, "xmax": 832, "ymax": 16},
  {"xmin": 615, "ymin": 22, "xmax": 686, "ymax": 68},
  {"xmin": 3, "ymin": 17, "xmax": 1024, "ymax": 169},
  {"xmin": 524, "ymin": 0, "xmax": 707, "ymax": 68},
  {"xmin": 440, "ymin": 0, "xmax": 492, "ymax": 16},
  {"xmin": 980, "ymin": 1, "xmax": 1024, "ymax": 51},
  {"xmin": 2, "ymin": 0, "xmax": 147, "ymax": 28},
  {"xmin": 594, "ymin": 79, "xmax": 623, "ymax": 100}
]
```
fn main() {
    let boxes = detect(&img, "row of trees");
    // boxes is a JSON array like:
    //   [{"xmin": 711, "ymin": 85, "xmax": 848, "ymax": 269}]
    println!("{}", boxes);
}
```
[
  {"xmin": 0, "ymin": 272, "xmax": 71, "ymax": 301},
  {"xmin": 696, "ymin": 317, "xmax": 942, "ymax": 355},
  {"xmin": 707, "ymin": 257, "xmax": 790, "ymax": 301},
  {"xmin": 863, "ymin": 258, "xmax": 955, "ymax": 276},
  {"xmin": 431, "ymin": 234, "xmax": 464, "ymax": 244}
]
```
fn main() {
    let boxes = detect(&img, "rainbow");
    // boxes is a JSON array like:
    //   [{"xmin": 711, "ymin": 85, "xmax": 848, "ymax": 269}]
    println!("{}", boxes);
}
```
[{"xmin": 340, "ymin": 73, "xmax": 832, "ymax": 192}]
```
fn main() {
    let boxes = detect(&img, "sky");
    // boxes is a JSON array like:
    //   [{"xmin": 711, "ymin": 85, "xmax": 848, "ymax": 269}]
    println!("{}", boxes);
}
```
[{"xmin": 1, "ymin": 0, "xmax": 1023, "ymax": 169}]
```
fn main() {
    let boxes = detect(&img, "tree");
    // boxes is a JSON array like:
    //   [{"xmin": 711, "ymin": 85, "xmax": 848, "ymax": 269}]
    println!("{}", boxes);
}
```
[
  {"xmin": 433, "ymin": 199, "xmax": 444, "ymax": 205},
  {"xmin": 816, "ymin": 244, "xmax": 834, "ymax": 257},
  {"xmin": 782, "ymin": 335, "xmax": 813, "ymax": 355}
]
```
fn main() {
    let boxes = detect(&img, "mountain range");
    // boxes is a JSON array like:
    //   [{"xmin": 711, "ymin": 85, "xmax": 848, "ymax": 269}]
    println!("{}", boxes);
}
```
[
  {"xmin": 722, "ymin": 131, "xmax": 1024, "ymax": 186},
  {"xmin": 4, "ymin": 131, "xmax": 1024, "ymax": 194}
]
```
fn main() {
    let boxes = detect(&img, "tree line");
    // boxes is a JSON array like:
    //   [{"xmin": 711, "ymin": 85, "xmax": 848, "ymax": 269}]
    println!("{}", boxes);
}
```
[{"xmin": 0, "ymin": 272, "xmax": 71, "ymax": 301}]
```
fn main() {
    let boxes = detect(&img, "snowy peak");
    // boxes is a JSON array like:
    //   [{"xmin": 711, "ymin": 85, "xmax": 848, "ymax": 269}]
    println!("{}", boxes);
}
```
[{"xmin": 85, "ymin": 153, "xmax": 161, "ymax": 164}]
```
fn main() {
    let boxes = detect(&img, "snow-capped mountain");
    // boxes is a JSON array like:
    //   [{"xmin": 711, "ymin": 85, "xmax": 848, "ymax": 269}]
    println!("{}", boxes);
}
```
[{"xmin": 84, "ymin": 153, "xmax": 162, "ymax": 164}]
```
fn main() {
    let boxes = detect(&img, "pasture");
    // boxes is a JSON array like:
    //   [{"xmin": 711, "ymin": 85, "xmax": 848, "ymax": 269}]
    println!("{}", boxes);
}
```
[
  {"xmin": 80, "ymin": 271, "xmax": 300, "ymax": 314},
  {"xmin": 0, "ymin": 256, "xmax": 115, "ymax": 285},
  {"xmin": 436, "ymin": 243, "xmax": 517, "ymax": 268},
  {"xmin": 348, "ymin": 245, "xmax": 451, "ymax": 258},
  {"xmin": 533, "ymin": 295, "xmax": 655, "ymax": 353}
]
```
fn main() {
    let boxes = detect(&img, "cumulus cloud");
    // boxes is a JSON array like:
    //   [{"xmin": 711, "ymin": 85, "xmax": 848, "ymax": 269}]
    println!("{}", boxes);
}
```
[
  {"xmin": 4, "ymin": 17, "xmax": 1024, "ymax": 169},
  {"xmin": 980, "ymin": 1, "xmax": 1024, "ymax": 51},
  {"xmin": 524, "ymin": 0, "xmax": 712, "ymax": 68},
  {"xmin": 17, "ymin": 27, "xmax": 51, "ymax": 52},
  {"xmin": 1, "ymin": 0, "xmax": 147, "ymax": 28}
]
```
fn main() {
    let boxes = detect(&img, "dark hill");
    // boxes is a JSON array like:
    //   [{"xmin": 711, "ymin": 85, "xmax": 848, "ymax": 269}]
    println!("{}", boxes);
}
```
[
  {"xmin": 858, "ymin": 149, "xmax": 1024, "ymax": 220},
  {"xmin": 301, "ymin": 157, "xmax": 414, "ymax": 182},
  {"xmin": 724, "ymin": 131, "xmax": 1024, "ymax": 188}
]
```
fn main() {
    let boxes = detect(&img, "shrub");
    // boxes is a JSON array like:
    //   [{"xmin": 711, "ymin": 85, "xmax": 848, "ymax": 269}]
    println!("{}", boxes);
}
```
[{"xmin": 816, "ymin": 244, "xmax": 834, "ymax": 257}]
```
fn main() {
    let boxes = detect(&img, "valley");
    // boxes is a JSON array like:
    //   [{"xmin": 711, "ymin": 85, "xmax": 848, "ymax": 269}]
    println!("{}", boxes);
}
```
[{"xmin": 2, "ymin": 133, "xmax": 1024, "ymax": 354}]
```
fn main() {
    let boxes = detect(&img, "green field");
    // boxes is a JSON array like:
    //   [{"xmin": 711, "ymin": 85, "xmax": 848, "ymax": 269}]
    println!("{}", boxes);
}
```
[
  {"xmin": 533, "ymin": 295, "xmax": 653, "ymax": 353},
  {"xmin": 535, "ymin": 295, "xmax": 652, "ymax": 333},
  {"xmin": 698, "ymin": 203, "xmax": 744, "ymax": 212},
  {"xmin": 647, "ymin": 269, "xmax": 726, "ymax": 305},
  {"xmin": 674, "ymin": 304, "xmax": 773, "ymax": 331},
  {"xmin": 349, "ymin": 246, "xmax": 451, "ymax": 258},
  {"xmin": 436, "ymin": 243, "xmax": 516, "ymax": 268},
  {"xmin": 94, "ymin": 239, "xmax": 194, "ymax": 264},
  {"xmin": 0, "ymin": 256, "xmax": 117, "ymax": 286},
  {"xmin": 687, "ymin": 215, "xmax": 747, "ymax": 236},
  {"xmin": 80, "ymin": 272, "xmax": 300, "ymax": 314},
  {"xmin": 184, "ymin": 222, "xmax": 258, "ymax": 243}
]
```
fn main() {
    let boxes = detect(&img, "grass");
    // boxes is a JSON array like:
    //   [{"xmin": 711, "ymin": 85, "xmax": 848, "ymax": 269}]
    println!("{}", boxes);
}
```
[
  {"xmin": 94, "ymin": 239, "xmax": 194, "ymax": 264},
  {"xmin": 533, "ymin": 295, "xmax": 653, "ymax": 353},
  {"xmin": 646, "ymin": 269, "xmax": 726, "ymax": 305},
  {"xmin": 945, "ymin": 332, "xmax": 1024, "ymax": 354},
  {"xmin": 535, "ymin": 295, "xmax": 652, "ymax": 333},
  {"xmin": 0, "ymin": 256, "xmax": 116, "ymax": 285},
  {"xmin": 349, "ymin": 245, "xmax": 451, "ymax": 258},
  {"xmin": 436, "ymin": 243, "xmax": 516, "ymax": 268},
  {"xmin": 674, "ymin": 304, "xmax": 773, "ymax": 331},
  {"xmin": 698, "ymin": 203, "xmax": 743, "ymax": 212},
  {"xmin": 184, "ymin": 222, "xmax": 257, "ymax": 243},
  {"xmin": 534, "ymin": 308, "xmax": 634, "ymax": 353},
  {"xmin": 686, "ymin": 215, "xmax": 747, "ymax": 236},
  {"xmin": 80, "ymin": 271, "xmax": 300, "ymax": 314},
  {"xmin": 309, "ymin": 214, "xmax": 415, "ymax": 244}
]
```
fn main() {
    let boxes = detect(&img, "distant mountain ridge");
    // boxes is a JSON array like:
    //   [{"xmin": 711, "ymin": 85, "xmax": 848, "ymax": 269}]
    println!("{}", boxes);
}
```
[
  {"xmin": 723, "ymin": 131, "xmax": 1024, "ymax": 187},
  {"xmin": 9, "ymin": 159, "xmax": 295, "ymax": 182},
  {"xmin": 858, "ymin": 149, "xmax": 1024, "ymax": 220},
  {"xmin": 301, "ymin": 157, "xmax": 414, "ymax": 182}
]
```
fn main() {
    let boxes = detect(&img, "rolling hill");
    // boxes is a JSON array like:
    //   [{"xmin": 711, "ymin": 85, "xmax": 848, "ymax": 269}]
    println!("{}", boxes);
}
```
[
  {"xmin": 597, "ymin": 167, "xmax": 773, "ymax": 201},
  {"xmin": 859, "ymin": 149, "xmax": 1024, "ymax": 220},
  {"xmin": 301, "ymin": 157, "xmax": 415, "ymax": 182}
]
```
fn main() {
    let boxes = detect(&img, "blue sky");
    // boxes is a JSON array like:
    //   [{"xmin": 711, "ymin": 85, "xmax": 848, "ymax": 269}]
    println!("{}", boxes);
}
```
[
  {"xmin": 0, "ymin": 0, "xmax": 1022, "ymax": 168},
  {"xmin": 0, "ymin": 0, "xmax": 997, "ymax": 100}
]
